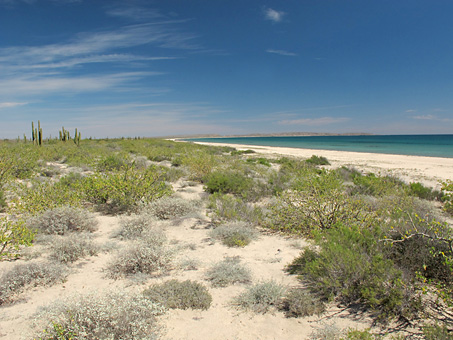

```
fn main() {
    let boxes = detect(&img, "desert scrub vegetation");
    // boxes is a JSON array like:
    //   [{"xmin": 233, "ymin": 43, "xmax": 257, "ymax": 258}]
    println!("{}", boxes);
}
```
[
  {"xmin": 280, "ymin": 288, "xmax": 326, "ymax": 318},
  {"xmin": 207, "ymin": 193, "xmax": 263, "ymax": 224},
  {"xmin": 81, "ymin": 164, "xmax": 172, "ymax": 213},
  {"xmin": 106, "ymin": 238, "xmax": 173, "ymax": 279},
  {"xmin": 33, "ymin": 289, "xmax": 166, "ymax": 340},
  {"xmin": 232, "ymin": 280, "xmax": 286, "ymax": 314},
  {"xmin": 0, "ymin": 216, "xmax": 35, "ymax": 259},
  {"xmin": 305, "ymin": 155, "xmax": 330, "ymax": 166},
  {"xmin": 142, "ymin": 196, "xmax": 201, "ymax": 220},
  {"xmin": 49, "ymin": 233, "xmax": 99, "ymax": 263},
  {"xmin": 113, "ymin": 213, "xmax": 162, "ymax": 240},
  {"xmin": 0, "ymin": 261, "xmax": 67, "ymax": 305},
  {"xmin": 205, "ymin": 256, "xmax": 252, "ymax": 287},
  {"xmin": 143, "ymin": 279, "xmax": 212, "ymax": 310},
  {"xmin": 209, "ymin": 221, "xmax": 258, "ymax": 247},
  {"xmin": 28, "ymin": 206, "xmax": 98, "ymax": 235}
]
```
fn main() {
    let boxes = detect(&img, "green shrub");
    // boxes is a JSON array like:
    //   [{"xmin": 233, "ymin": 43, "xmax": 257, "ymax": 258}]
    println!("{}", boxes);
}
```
[
  {"xmin": 106, "ymin": 241, "xmax": 173, "ymax": 279},
  {"xmin": 143, "ymin": 279, "xmax": 212, "ymax": 310},
  {"xmin": 231, "ymin": 149, "xmax": 255, "ymax": 156},
  {"xmin": 246, "ymin": 157, "xmax": 271, "ymax": 167},
  {"xmin": 441, "ymin": 180, "xmax": 453, "ymax": 214},
  {"xmin": 288, "ymin": 224, "xmax": 421, "ymax": 320},
  {"xmin": 182, "ymin": 152, "xmax": 217, "ymax": 182},
  {"xmin": 265, "ymin": 171, "xmax": 373, "ymax": 235},
  {"xmin": 209, "ymin": 221, "xmax": 258, "ymax": 247},
  {"xmin": 309, "ymin": 322, "xmax": 343, "ymax": 340},
  {"xmin": 233, "ymin": 280, "xmax": 286, "ymax": 314},
  {"xmin": 96, "ymin": 154, "xmax": 128, "ymax": 172},
  {"xmin": 34, "ymin": 290, "xmax": 166, "ymax": 340},
  {"xmin": 204, "ymin": 171, "xmax": 253, "ymax": 197},
  {"xmin": 207, "ymin": 193, "xmax": 263, "ymax": 224},
  {"xmin": 0, "ymin": 261, "xmax": 67, "ymax": 305},
  {"xmin": 280, "ymin": 288, "xmax": 325, "ymax": 317},
  {"xmin": 344, "ymin": 329, "xmax": 383, "ymax": 340},
  {"xmin": 1, "ymin": 216, "xmax": 35, "ymax": 260},
  {"xmin": 12, "ymin": 180, "xmax": 84, "ymax": 215},
  {"xmin": 49, "ymin": 234, "xmax": 99, "ymax": 263},
  {"xmin": 29, "ymin": 206, "xmax": 98, "ymax": 235},
  {"xmin": 205, "ymin": 256, "xmax": 252, "ymax": 287},
  {"xmin": 82, "ymin": 165, "xmax": 172, "ymax": 213},
  {"xmin": 142, "ymin": 197, "xmax": 200, "ymax": 220},
  {"xmin": 306, "ymin": 155, "xmax": 330, "ymax": 165},
  {"xmin": 351, "ymin": 172, "xmax": 406, "ymax": 197},
  {"xmin": 409, "ymin": 182, "xmax": 442, "ymax": 201}
]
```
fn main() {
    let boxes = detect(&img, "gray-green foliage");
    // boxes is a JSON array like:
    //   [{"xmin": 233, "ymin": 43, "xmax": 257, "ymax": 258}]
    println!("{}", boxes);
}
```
[
  {"xmin": 233, "ymin": 280, "xmax": 286, "ymax": 314},
  {"xmin": 34, "ymin": 290, "xmax": 166, "ymax": 340},
  {"xmin": 29, "ymin": 206, "xmax": 98, "ymax": 235},
  {"xmin": 49, "ymin": 233, "xmax": 99, "ymax": 263},
  {"xmin": 142, "ymin": 196, "xmax": 200, "ymax": 220},
  {"xmin": 143, "ymin": 279, "xmax": 212, "ymax": 310},
  {"xmin": 205, "ymin": 256, "xmax": 252, "ymax": 287},
  {"xmin": 0, "ymin": 261, "xmax": 67, "ymax": 305},
  {"xmin": 114, "ymin": 214, "xmax": 158, "ymax": 240},
  {"xmin": 209, "ymin": 221, "xmax": 258, "ymax": 247},
  {"xmin": 280, "ymin": 288, "xmax": 325, "ymax": 317},
  {"xmin": 207, "ymin": 193, "xmax": 263, "ymax": 224},
  {"xmin": 106, "ymin": 240, "xmax": 173, "ymax": 279}
]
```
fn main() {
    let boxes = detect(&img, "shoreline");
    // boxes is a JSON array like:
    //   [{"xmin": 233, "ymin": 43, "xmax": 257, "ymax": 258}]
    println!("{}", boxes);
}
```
[{"xmin": 191, "ymin": 141, "xmax": 453, "ymax": 189}]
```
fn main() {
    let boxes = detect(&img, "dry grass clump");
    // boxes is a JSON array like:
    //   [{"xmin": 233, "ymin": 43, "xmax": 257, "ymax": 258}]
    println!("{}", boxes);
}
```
[
  {"xmin": 106, "ymin": 240, "xmax": 173, "ymax": 279},
  {"xmin": 209, "ymin": 221, "xmax": 258, "ymax": 247},
  {"xmin": 34, "ymin": 289, "xmax": 166, "ymax": 340},
  {"xmin": 29, "ymin": 206, "xmax": 98, "ymax": 235},
  {"xmin": 49, "ymin": 233, "xmax": 99, "ymax": 263},
  {"xmin": 233, "ymin": 280, "xmax": 286, "ymax": 314},
  {"xmin": 205, "ymin": 256, "xmax": 252, "ymax": 287},
  {"xmin": 113, "ymin": 213, "xmax": 160, "ymax": 240},
  {"xmin": 0, "ymin": 261, "xmax": 67, "ymax": 305},
  {"xmin": 142, "ymin": 196, "xmax": 200, "ymax": 220},
  {"xmin": 280, "ymin": 288, "xmax": 325, "ymax": 318},
  {"xmin": 143, "ymin": 279, "xmax": 212, "ymax": 310}
]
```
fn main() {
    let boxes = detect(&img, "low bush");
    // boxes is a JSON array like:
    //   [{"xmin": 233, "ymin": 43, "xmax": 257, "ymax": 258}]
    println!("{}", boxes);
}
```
[
  {"xmin": 114, "ymin": 214, "xmax": 158, "ymax": 240},
  {"xmin": 143, "ymin": 279, "xmax": 212, "ymax": 310},
  {"xmin": 49, "ymin": 234, "xmax": 99, "ymax": 263},
  {"xmin": 29, "ymin": 206, "xmax": 98, "ymax": 235},
  {"xmin": 442, "ymin": 180, "xmax": 453, "ymax": 215},
  {"xmin": 209, "ymin": 221, "xmax": 258, "ymax": 247},
  {"xmin": 0, "ymin": 261, "xmax": 67, "ymax": 305},
  {"xmin": 246, "ymin": 157, "xmax": 271, "ymax": 167},
  {"xmin": 205, "ymin": 256, "xmax": 252, "ymax": 287},
  {"xmin": 203, "ymin": 171, "xmax": 253, "ymax": 197},
  {"xmin": 106, "ymin": 241, "xmax": 173, "ymax": 279},
  {"xmin": 207, "ymin": 193, "xmax": 263, "ymax": 224},
  {"xmin": 351, "ymin": 172, "xmax": 406, "ymax": 197},
  {"xmin": 423, "ymin": 323, "xmax": 453, "ymax": 340},
  {"xmin": 34, "ymin": 290, "xmax": 166, "ymax": 340},
  {"xmin": 409, "ymin": 182, "xmax": 442, "ymax": 201},
  {"xmin": 1, "ymin": 216, "xmax": 35, "ymax": 260},
  {"xmin": 96, "ymin": 154, "xmax": 129, "ymax": 172},
  {"xmin": 233, "ymin": 280, "xmax": 286, "ymax": 314},
  {"xmin": 280, "ymin": 288, "xmax": 325, "ymax": 317},
  {"xmin": 288, "ymin": 224, "xmax": 422, "ymax": 320},
  {"xmin": 306, "ymin": 155, "xmax": 330, "ymax": 166},
  {"xmin": 231, "ymin": 149, "xmax": 255, "ymax": 156},
  {"xmin": 143, "ymin": 197, "xmax": 200, "ymax": 220},
  {"xmin": 82, "ymin": 165, "xmax": 172, "ymax": 213}
]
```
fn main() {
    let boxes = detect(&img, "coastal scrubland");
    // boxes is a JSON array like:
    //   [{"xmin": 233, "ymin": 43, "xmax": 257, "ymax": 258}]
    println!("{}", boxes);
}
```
[{"xmin": 0, "ymin": 137, "xmax": 452, "ymax": 339}]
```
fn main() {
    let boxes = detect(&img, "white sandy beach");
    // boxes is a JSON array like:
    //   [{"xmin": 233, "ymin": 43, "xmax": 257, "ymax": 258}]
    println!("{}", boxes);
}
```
[{"xmin": 193, "ymin": 141, "xmax": 453, "ymax": 189}]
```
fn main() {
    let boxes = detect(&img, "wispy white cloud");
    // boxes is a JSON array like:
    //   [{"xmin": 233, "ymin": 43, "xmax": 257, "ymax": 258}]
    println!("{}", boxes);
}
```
[
  {"xmin": 405, "ymin": 109, "xmax": 417, "ymax": 113},
  {"xmin": 412, "ymin": 114, "xmax": 436, "ymax": 120},
  {"xmin": 266, "ymin": 49, "xmax": 297, "ymax": 57},
  {"xmin": 0, "ymin": 102, "xmax": 28, "ymax": 109},
  {"xmin": 411, "ymin": 114, "xmax": 452, "ymax": 122},
  {"xmin": 278, "ymin": 117, "xmax": 350, "ymax": 126},
  {"xmin": 106, "ymin": 5, "xmax": 163, "ymax": 22},
  {"xmin": 264, "ymin": 7, "xmax": 285, "ymax": 23}
]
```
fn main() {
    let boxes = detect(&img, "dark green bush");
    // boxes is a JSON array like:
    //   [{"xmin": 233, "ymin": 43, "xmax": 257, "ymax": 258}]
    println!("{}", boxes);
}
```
[
  {"xmin": 351, "ymin": 172, "xmax": 406, "ymax": 197},
  {"xmin": 305, "ymin": 155, "xmax": 330, "ymax": 165},
  {"xmin": 231, "ymin": 149, "xmax": 255, "ymax": 156},
  {"xmin": 96, "ymin": 154, "xmax": 128, "ymax": 172},
  {"xmin": 246, "ymin": 157, "xmax": 271, "ymax": 167},
  {"xmin": 203, "ymin": 171, "xmax": 253, "ymax": 198},
  {"xmin": 288, "ymin": 224, "xmax": 422, "ymax": 320},
  {"xmin": 409, "ymin": 182, "xmax": 442, "ymax": 200},
  {"xmin": 143, "ymin": 279, "xmax": 212, "ymax": 310}
]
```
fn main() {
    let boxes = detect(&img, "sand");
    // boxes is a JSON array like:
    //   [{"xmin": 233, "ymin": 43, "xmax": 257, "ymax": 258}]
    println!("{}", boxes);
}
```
[{"xmin": 0, "ymin": 146, "xmax": 451, "ymax": 340}]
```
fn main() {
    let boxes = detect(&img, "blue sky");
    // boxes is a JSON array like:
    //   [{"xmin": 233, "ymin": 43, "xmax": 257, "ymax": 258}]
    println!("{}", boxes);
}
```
[{"xmin": 1, "ymin": 0, "xmax": 452, "ymax": 138}]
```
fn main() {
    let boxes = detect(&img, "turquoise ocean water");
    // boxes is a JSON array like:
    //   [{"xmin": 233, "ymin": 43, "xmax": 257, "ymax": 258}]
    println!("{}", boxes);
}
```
[{"xmin": 186, "ymin": 135, "xmax": 453, "ymax": 158}]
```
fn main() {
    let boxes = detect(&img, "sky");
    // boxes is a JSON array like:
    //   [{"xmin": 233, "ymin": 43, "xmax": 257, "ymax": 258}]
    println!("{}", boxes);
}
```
[{"xmin": 1, "ymin": 0, "xmax": 453, "ymax": 139}]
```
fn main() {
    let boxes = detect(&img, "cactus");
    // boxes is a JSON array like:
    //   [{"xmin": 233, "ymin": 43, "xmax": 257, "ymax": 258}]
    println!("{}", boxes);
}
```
[
  {"xmin": 31, "ymin": 121, "xmax": 35, "ymax": 145},
  {"xmin": 74, "ymin": 128, "xmax": 78, "ymax": 144},
  {"xmin": 38, "ymin": 120, "xmax": 42, "ymax": 146}
]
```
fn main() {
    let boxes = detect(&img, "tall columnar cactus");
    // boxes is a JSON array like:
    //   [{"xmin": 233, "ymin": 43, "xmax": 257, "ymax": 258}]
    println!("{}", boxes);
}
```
[
  {"xmin": 74, "ymin": 128, "xmax": 78, "ymax": 144},
  {"xmin": 38, "ymin": 120, "xmax": 42, "ymax": 146},
  {"xmin": 31, "ymin": 121, "xmax": 35, "ymax": 145}
]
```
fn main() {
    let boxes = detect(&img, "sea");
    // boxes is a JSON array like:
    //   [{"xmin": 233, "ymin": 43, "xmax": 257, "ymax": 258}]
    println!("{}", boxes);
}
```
[{"xmin": 186, "ymin": 134, "xmax": 453, "ymax": 158}]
